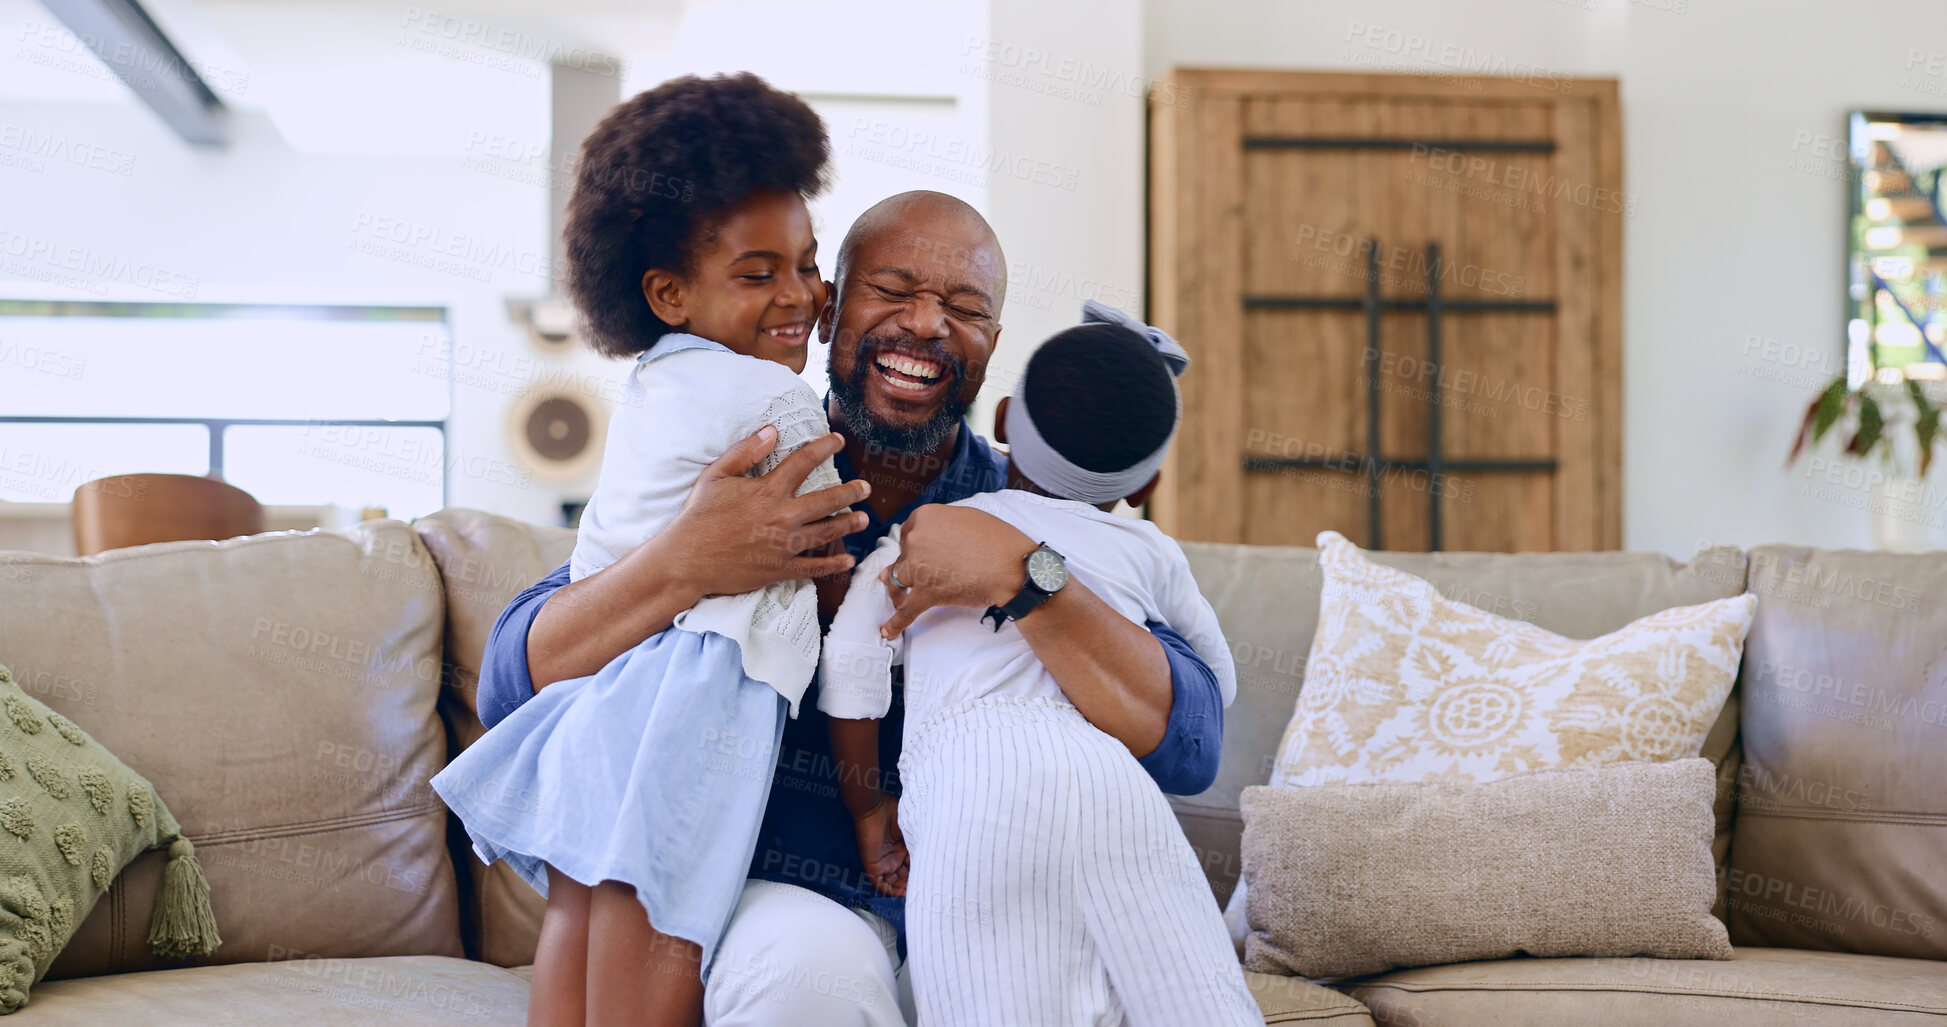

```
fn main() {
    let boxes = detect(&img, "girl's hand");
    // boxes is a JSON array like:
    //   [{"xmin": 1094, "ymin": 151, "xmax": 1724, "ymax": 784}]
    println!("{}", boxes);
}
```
[
  {"xmin": 671, "ymin": 427, "xmax": 871, "ymax": 597},
  {"xmin": 853, "ymin": 796, "xmax": 909, "ymax": 897}
]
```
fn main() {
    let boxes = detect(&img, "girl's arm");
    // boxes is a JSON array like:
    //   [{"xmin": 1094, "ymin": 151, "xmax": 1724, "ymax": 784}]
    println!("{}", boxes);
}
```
[
  {"xmin": 816, "ymin": 535, "xmax": 905, "ymax": 720},
  {"xmin": 1152, "ymin": 537, "xmax": 1238, "ymax": 708},
  {"xmin": 830, "ymin": 717, "xmax": 885, "ymax": 820},
  {"xmin": 821, "ymin": 536, "xmax": 909, "ymax": 894},
  {"xmin": 833, "ymin": 715, "xmax": 905, "ymax": 896}
]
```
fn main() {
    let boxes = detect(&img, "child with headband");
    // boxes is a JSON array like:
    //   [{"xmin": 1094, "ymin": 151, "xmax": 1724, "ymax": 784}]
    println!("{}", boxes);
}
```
[{"xmin": 818, "ymin": 302, "xmax": 1261, "ymax": 1026}]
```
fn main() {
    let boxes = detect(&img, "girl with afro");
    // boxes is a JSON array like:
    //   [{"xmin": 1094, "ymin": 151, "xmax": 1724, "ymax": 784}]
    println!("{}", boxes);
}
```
[{"xmin": 433, "ymin": 73, "xmax": 845, "ymax": 1025}]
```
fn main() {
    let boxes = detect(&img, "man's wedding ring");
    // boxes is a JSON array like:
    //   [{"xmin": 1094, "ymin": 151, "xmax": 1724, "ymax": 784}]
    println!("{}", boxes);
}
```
[{"xmin": 889, "ymin": 566, "xmax": 908, "ymax": 590}]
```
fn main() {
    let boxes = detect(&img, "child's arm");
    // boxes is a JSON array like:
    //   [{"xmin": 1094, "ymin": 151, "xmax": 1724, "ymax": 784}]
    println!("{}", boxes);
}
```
[
  {"xmin": 746, "ymin": 374, "xmax": 842, "ymax": 501},
  {"xmin": 830, "ymin": 717, "xmax": 906, "ymax": 896},
  {"xmin": 817, "ymin": 532, "xmax": 905, "ymax": 720},
  {"xmin": 677, "ymin": 362, "xmax": 845, "ymax": 716},
  {"xmin": 829, "ymin": 718, "xmax": 885, "ymax": 821},
  {"xmin": 819, "ymin": 534, "xmax": 907, "ymax": 894},
  {"xmin": 1154, "ymin": 538, "xmax": 1238, "ymax": 708}
]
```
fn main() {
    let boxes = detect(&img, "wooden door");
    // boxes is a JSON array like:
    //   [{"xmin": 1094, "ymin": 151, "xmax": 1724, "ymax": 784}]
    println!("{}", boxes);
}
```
[{"xmin": 1148, "ymin": 70, "xmax": 1621, "ymax": 551}]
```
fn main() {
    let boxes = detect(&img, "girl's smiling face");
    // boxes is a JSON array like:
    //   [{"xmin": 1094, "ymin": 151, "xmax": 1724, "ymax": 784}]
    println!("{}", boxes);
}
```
[{"xmin": 641, "ymin": 190, "xmax": 826, "ymax": 373}]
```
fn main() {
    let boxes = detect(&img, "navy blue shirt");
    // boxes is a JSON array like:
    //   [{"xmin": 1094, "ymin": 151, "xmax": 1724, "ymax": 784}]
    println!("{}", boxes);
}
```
[{"xmin": 473, "ymin": 423, "xmax": 1225, "ymax": 935}]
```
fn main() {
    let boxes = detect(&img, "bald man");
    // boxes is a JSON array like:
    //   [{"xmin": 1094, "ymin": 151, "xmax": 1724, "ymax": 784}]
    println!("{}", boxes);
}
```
[{"xmin": 475, "ymin": 191, "xmax": 1228, "ymax": 1026}]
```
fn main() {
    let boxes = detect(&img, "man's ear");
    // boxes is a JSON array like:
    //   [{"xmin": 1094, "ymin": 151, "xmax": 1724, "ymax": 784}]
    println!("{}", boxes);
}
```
[
  {"xmin": 992, "ymin": 396, "xmax": 1010, "ymax": 445},
  {"xmin": 1124, "ymin": 470, "xmax": 1162, "ymax": 510},
  {"xmin": 642, "ymin": 268, "xmax": 688, "ymax": 328},
  {"xmin": 815, "ymin": 280, "xmax": 836, "ymax": 345}
]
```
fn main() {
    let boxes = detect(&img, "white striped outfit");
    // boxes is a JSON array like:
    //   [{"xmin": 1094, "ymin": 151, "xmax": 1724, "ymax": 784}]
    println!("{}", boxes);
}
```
[{"xmin": 819, "ymin": 490, "xmax": 1259, "ymax": 1027}]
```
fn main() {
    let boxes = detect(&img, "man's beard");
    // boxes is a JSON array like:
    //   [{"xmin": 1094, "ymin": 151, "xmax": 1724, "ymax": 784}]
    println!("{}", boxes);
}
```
[{"xmin": 828, "ymin": 330, "xmax": 973, "ymax": 456}]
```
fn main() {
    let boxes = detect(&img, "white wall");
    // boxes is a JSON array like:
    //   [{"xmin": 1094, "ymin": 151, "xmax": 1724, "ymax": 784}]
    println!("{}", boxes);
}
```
[
  {"xmin": 1144, "ymin": 0, "xmax": 1947, "ymax": 556},
  {"xmin": 974, "ymin": 0, "xmax": 1145, "ymax": 432}
]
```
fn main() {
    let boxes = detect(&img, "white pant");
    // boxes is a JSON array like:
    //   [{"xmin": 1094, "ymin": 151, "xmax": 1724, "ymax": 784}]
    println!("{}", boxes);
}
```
[
  {"xmin": 704, "ymin": 880, "xmax": 917, "ymax": 1026},
  {"xmin": 898, "ymin": 699, "xmax": 1261, "ymax": 1027}
]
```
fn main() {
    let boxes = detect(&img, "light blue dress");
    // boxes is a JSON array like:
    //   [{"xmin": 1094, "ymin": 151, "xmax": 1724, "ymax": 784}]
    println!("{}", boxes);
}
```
[{"xmin": 431, "ymin": 626, "xmax": 785, "ymax": 975}]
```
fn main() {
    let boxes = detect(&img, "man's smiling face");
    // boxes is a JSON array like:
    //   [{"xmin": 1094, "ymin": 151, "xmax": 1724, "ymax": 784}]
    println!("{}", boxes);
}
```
[{"xmin": 823, "ymin": 193, "xmax": 1005, "ymax": 455}]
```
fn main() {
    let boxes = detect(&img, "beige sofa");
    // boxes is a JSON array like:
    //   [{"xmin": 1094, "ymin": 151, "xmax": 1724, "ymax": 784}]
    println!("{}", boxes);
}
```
[{"xmin": 0, "ymin": 508, "xmax": 1939, "ymax": 1024}]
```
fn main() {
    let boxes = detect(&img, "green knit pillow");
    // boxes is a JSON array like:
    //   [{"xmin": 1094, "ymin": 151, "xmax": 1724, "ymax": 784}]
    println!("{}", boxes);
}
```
[{"xmin": 0, "ymin": 665, "xmax": 219, "ymax": 1013}]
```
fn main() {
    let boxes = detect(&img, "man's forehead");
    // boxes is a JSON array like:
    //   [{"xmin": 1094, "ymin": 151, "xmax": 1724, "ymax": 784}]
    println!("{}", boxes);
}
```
[{"xmin": 854, "ymin": 219, "xmax": 1003, "ymax": 290}]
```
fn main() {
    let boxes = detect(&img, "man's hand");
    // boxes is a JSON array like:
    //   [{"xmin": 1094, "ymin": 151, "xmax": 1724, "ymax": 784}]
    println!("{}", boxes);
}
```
[
  {"xmin": 877, "ymin": 502, "xmax": 1174, "ymax": 760},
  {"xmin": 878, "ymin": 504, "xmax": 1035, "ymax": 637},
  {"xmin": 528, "ymin": 427, "xmax": 869, "ymax": 690},
  {"xmin": 670, "ymin": 426, "xmax": 871, "ymax": 597},
  {"xmin": 852, "ymin": 796, "xmax": 909, "ymax": 897}
]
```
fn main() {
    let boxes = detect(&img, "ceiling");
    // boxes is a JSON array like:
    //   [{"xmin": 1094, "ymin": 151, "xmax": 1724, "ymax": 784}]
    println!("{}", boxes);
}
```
[{"xmin": 3, "ymin": 0, "xmax": 968, "ymax": 157}]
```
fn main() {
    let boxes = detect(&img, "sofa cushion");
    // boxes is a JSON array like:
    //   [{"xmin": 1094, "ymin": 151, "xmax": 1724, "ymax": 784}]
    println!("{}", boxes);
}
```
[
  {"xmin": 1241, "ymin": 760, "xmax": 1731, "ymax": 981},
  {"xmin": 1173, "ymin": 541, "xmax": 1749, "ymax": 904},
  {"xmin": 8, "ymin": 954, "xmax": 528, "ymax": 1024},
  {"xmin": 0, "ymin": 522, "xmax": 462, "ymax": 976},
  {"xmin": 1245, "ymin": 971, "xmax": 1375, "ymax": 1025},
  {"xmin": 1729, "ymin": 547, "xmax": 1947, "ymax": 960},
  {"xmin": 1274, "ymin": 532, "xmax": 1753, "ymax": 787},
  {"xmin": 411, "ymin": 509, "xmax": 574, "ymax": 968},
  {"xmin": 1342, "ymin": 947, "xmax": 1947, "ymax": 1026}
]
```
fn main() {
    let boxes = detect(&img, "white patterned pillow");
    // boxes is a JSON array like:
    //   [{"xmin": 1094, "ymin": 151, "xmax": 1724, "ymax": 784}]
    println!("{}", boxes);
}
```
[{"xmin": 1272, "ymin": 531, "xmax": 1756, "ymax": 788}]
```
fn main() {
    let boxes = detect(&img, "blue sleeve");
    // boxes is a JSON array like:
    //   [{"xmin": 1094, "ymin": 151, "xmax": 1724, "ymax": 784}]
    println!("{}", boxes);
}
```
[
  {"xmin": 475, "ymin": 561, "xmax": 571, "ymax": 729},
  {"xmin": 1136, "ymin": 621, "xmax": 1225, "ymax": 796}
]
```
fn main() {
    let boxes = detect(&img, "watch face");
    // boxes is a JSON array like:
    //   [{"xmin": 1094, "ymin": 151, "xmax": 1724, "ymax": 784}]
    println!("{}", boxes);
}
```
[{"xmin": 1026, "ymin": 546, "xmax": 1067, "ymax": 593}]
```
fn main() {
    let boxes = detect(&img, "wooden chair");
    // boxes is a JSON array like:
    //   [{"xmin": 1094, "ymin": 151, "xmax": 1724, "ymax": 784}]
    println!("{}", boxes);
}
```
[{"xmin": 71, "ymin": 474, "xmax": 265, "ymax": 557}]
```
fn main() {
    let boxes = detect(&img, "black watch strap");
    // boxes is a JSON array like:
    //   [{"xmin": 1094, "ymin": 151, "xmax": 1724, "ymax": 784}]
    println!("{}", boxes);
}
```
[
  {"xmin": 981, "ymin": 544, "xmax": 1065, "ymax": 631},
  {"xmin": 982, "ymin": 587, "xmax": 1054, "ymax": 631}
]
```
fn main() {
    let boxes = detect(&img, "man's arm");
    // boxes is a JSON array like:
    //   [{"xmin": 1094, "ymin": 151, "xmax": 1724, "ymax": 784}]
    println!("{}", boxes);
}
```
[
  {"xmin": 475, "ymin": 562, "xmax": 566, "ymax": 729},
  {"xmin": 1009, "ymin": 593, "xmax": 1225, "ymax": 793},
  {"xmin": 1008, "ymin": 576, "xmax": 1172, "ymax": 757},
  {"xmin": 1139, "ymin": 622, "xmax": 1225, "ymax": 795},
  {"xmin": 877, "ymin": 504, "xmax": 1223, "ymax": 790}
]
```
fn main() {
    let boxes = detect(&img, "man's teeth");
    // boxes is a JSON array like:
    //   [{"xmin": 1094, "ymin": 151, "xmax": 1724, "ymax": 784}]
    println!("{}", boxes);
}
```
[{"xmin": 875, "ymin": 355, "xmax": 942, "ymax": 384}]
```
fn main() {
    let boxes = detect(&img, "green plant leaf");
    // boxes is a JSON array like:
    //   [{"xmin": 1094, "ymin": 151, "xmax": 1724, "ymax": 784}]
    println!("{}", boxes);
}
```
[
  {"xmin": 1912, "ymin": 379, "xmax": 1940, "ymax": 477},
  {"xmin": 1811, "ymin": 377, "xmax": 1848, "ymax": 443},
  {"xmin": 1847, "ymin": 393, "xmax": 1884, "ymax": 457}
]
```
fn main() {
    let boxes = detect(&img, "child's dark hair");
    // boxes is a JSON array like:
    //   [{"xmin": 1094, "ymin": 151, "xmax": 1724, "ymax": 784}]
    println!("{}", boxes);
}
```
[
  {"xmin": 1021, "ymin": 323, "xmax": 1177, "ymax": 476},
  {"xmin": 564, "ymin": 73, "xmax": 830, "ymax": 357}
]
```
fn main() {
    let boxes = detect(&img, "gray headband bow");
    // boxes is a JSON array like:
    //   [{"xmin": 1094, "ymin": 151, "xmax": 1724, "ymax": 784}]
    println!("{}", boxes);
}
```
[
  {"xmin": 1005, "ymin": 302, "xmax": 1187, "ymax": 505},
  {"xmin": 1080, "ymin": 299, "xmax": 1190, "ymax": 377}
]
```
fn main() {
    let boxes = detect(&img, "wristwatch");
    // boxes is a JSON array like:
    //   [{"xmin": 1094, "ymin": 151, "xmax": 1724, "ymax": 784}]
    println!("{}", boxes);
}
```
[{"xmin": 982, "ymin": 543, "xmax": 1068, "ymax": 631}]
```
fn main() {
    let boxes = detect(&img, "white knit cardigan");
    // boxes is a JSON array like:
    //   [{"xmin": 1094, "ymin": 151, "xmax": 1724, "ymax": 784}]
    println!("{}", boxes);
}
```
[{"xmin": 570, "ymin": 334, "xmax": 839, "ymax": 716}]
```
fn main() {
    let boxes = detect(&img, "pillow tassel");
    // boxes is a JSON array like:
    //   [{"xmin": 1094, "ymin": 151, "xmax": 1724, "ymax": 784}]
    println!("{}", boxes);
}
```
[{"xmin": 147, "ymin": 838, "xmax": 221, "ymax": 959}]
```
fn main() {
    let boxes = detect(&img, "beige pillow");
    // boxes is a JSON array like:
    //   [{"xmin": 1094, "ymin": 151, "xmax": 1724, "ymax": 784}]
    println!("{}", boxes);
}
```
[
  {"xmin": 1240, "ymin": 758, "xmax": 1733, "ymax": 980},
  {"xmin": 1273, "ymin": 531, "xmax": 1755, "ymax": 787},
  {"xmin": 1225, "ymin": 531, "xmax": 1757, "ymax": 950}
]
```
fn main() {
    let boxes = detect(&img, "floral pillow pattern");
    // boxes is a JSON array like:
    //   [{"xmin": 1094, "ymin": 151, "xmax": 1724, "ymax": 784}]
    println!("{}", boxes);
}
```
[{"xmin": 1272, "ymin": 532, "xmax": 1756, "ymax": 788}]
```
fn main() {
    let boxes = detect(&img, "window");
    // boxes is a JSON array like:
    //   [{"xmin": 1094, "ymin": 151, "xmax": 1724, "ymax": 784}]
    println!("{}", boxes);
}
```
[
  {"xmin": 1849, "ymin": 112, "xmax": 1947, "ymax": 385},
  {"xmin": 0, "ymin": 301, "xmax": 450, "ymax": 517}
]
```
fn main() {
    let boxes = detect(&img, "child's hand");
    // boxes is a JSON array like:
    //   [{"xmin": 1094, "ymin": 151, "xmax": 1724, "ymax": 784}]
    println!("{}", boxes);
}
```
[{"xmin": 853, "ymin": 796, "xmax": 909, "ymax": 897}]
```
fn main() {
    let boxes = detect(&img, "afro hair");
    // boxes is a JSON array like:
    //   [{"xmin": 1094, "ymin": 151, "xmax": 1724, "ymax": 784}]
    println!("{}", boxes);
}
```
[
  {"xmin": 1021, "ymin": 322, "xmax": 1178, "ymax": 475},
  {"xmin": 564, "ymin": 72, "xmax": 830, "ymax": 357}
]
